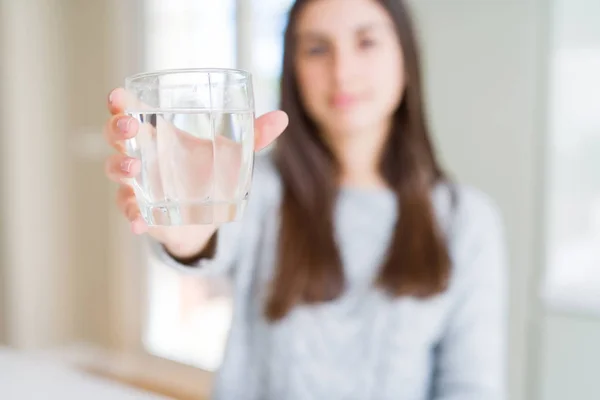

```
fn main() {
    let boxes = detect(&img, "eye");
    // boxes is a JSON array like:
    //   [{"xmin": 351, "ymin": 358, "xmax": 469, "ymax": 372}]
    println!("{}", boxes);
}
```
[
  {"xmin": 306, "ymin": 45, "xmax": 328, "ymax": 56},
  {"xmin": 359, "ymin": 38, "xmax": 376, "ymax": 49}
]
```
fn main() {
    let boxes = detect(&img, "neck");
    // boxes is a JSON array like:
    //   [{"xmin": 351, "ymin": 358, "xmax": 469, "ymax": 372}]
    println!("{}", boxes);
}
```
[{"xmin": 324, "ymin": 123, "xmax": 390, "ymax": 189}]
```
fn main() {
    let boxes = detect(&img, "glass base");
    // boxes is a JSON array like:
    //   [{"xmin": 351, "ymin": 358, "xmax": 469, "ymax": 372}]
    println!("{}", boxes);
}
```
[{"xmin": 140, "ymin": 199, "xmax": 248, "ymax": 226}]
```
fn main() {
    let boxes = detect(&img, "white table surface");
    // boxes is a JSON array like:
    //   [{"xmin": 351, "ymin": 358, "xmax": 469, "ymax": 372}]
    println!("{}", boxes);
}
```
[{"xmin": 0, "ymin": 347, "xmax": 169, "ymax": 400}]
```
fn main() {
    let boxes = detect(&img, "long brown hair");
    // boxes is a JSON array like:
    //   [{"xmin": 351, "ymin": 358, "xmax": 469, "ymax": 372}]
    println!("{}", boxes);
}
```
[{"xmin": 267, "ymin": 0, "xmax": 452, "ymax": 320}]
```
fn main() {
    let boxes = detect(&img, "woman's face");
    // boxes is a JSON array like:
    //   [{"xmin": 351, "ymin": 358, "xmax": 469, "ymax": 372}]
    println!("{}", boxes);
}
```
[{"xmin": 294, "ymin": 0, "xmax": 405, "ymax": 138}]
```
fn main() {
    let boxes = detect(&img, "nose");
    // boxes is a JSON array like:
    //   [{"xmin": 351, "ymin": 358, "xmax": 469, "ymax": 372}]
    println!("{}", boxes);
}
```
[{"xmin": 331, "ymin": 46, "xmax": 359, "ymax": 88}]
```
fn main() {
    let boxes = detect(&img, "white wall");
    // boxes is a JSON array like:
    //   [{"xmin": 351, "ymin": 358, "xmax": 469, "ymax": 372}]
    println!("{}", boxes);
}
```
[
  {"xmin": 538, "ymin": 311, "xmax": 600, "ymax": 400},
  {"xmin": 0, "ymin": 1, "xmax": 6, "ymax": 345},
  {"xmin": 408, "ymin": 1, "xmax": 549, "ymax": 400},
  {"xmin": 0, "ymin": 0, "xmax": 72, "ymax": 349},
  {"xmin": 0, "ymin": 0, "xmax": 144, "ymax": 351}
]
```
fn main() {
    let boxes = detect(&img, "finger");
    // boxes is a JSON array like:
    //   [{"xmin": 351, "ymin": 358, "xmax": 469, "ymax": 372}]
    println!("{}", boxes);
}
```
[
  {"xmin": 107, "ymin": 87, "xmax": 128, "ymax": 115},
  {"xmin": 108, "ymin": 87, "xmax": 142, "ymax": 115},
  {"xmin": 103, "ymin": 114, "xmax": 139, "ymax": 152},
  {"xmin": 115, "ymin": 185, "xmax": 148, "ymax": 234},
  {"xmin": 105, "ymin": 154, "xmax": 142, "ymax": 183},
  {"xmin": 115, "ymin": 184, "xmax": 135, "ymax": 212},
  {"xmin": 131, "ymin": 216, "xmax": 149, "ymax": 235},
  {"xmin": 116, "ymin": 184, "xmax": 140, "ymax": 221},
  {"xmin": 254, "ymin": 110, "xmax": 289, "ymax": 151},
  {"xmin": 124, "ymin": 203, "xmax": 148, "ymax": 235}
]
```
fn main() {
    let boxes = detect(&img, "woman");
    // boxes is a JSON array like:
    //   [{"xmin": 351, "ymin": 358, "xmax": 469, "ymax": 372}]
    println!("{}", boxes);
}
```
[{"xmin": 104, "ymin": 0, "xmax": 507, "ymax": 399}]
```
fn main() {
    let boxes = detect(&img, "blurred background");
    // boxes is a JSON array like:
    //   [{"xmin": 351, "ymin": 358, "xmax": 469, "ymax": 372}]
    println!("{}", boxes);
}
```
[{"xmin": 0, "ymin": 0, "xmax": 599, "ymax": 399}]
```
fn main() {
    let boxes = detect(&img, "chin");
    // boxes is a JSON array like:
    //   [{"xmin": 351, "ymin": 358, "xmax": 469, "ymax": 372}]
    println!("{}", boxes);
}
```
[{"xmin": 324, "ymin": 115, "xmax": 379, "ymax": 136}]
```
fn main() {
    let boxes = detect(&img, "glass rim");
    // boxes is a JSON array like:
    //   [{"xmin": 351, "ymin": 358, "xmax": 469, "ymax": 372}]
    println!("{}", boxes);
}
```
[{"xmin": 125, "ymin": 67, "xmax": 252, "ymax": 85}]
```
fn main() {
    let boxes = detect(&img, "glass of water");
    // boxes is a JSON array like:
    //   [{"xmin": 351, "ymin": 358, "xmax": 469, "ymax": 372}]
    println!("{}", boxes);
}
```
[{"xmin": 124, "ymin": 68, "xmax": 255, "ymax": 226}]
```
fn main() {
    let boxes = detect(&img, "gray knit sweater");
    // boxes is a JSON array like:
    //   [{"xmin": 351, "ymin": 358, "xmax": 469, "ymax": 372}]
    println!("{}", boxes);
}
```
[{"xmin": 152, "ymin": 154, "xmax": 508, "ymax": 400}]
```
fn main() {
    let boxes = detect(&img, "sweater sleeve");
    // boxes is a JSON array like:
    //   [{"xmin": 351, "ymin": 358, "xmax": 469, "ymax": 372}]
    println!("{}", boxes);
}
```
[{"xmin": 432, "ymin": 187, "xmax": 509, "ymax": 400}]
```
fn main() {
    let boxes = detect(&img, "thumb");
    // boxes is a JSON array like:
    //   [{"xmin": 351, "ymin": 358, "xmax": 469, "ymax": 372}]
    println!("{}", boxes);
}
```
[{"xmin": 254, "ymin": 110, "xmax": 289, "ymax": 151}]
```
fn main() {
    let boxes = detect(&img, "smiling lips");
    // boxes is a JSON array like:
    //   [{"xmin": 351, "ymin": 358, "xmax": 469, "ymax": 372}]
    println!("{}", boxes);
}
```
[{"xmin": 330, "ymin": 93, "xmax": 361, "ymax": 109}]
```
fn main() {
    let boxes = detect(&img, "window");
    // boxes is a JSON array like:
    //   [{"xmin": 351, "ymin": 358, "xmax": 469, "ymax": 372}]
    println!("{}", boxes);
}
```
[
  {"xmin": 144, "ymin": 0, "xmax": 236, "ymax": 70},
  {"xmin": 141, "ymin": 0, "xmax": 293, "ymax": 371},
  {"xmin": 250, "ymin": 0, "xmax": 295, "ymax": 116},
  {"xmin": 541, "ymin": 1, "xmax": 600, "ymax": 314}
]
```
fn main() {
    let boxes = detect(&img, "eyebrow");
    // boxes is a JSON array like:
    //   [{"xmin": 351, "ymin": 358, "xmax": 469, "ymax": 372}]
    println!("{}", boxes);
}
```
[{"xmin": 296, "ymin": 22, "xmax": 389, "ymax": 40}]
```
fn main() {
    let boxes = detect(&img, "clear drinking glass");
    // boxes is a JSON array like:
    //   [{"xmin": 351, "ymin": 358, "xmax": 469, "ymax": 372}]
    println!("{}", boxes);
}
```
[{"xmin": 124, "ymin": 68, "xmax": 255, "ymax": 226}]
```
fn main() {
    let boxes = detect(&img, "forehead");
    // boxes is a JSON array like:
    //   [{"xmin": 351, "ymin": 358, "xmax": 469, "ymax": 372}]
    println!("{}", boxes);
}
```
[{"xmin": 295, "ymin": 0, "xmax": 393, "ymax": 35}]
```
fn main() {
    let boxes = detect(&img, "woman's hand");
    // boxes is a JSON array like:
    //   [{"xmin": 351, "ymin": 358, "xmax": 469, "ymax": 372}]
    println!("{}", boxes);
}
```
[{"xmin": 103, "ymin": 87, "xmax": 288, "ymax": 258}]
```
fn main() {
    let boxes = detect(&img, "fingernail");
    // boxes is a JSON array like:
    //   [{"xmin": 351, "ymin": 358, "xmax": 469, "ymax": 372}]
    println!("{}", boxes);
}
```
[
  {"xmin": 108, "ymin": 90, "xmax": 114, "ymax": 104},
  {"xmin": 117, "ymin": 117, "xmax": 131, "ymax": 134},
  {"xmin": 121, "ymin": 158, "xmax": 134, "ymax": 173}
]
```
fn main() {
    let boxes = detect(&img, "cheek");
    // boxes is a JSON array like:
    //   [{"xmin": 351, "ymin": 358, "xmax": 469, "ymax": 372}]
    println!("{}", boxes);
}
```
[
  {"xmin": 369, "ymin": 53, "xmax": 405, "ymax": 111},
  {"xmin": 295, "ymin": 62, "xmax": 329, "ymax": 110}
]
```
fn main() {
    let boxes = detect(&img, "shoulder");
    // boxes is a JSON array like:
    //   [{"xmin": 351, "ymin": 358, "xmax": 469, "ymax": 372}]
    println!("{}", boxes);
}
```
[
  {"xmin": 433, "ymin": 182, "xmax": 507, "ymax": 286},
  {"xmin": 433, "ymin": 181, "xmax": 504, "ymax": 241}
]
